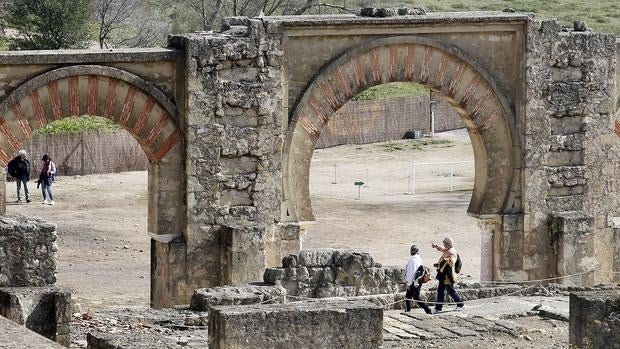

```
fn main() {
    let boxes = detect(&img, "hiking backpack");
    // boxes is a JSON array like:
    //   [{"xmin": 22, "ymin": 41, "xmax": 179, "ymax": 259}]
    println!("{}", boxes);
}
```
[{"xmin": 455, "ymin": 254, "xmax": 462, "ymax": 274}]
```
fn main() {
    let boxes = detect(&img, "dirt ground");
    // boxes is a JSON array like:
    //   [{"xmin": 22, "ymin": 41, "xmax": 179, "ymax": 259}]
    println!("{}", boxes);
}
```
[{"xmin": 5, "ymin": 130, "xmax": 479, "ymax": 310}]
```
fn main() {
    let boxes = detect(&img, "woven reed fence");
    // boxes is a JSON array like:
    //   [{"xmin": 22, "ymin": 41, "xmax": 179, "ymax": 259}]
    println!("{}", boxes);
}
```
[
  {"xmin": 15, "ymin": 130, "xmax": 147, "ymax": 178},
  {"xmin": 317, "ymin": 94, "xmax": 462, "ymax": 148}
]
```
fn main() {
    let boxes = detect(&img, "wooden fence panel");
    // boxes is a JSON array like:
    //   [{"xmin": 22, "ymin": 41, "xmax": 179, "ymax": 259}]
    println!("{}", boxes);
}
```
[{"xmin": 17, "ymin": 130, "xmax": 148, "ymax": 178}]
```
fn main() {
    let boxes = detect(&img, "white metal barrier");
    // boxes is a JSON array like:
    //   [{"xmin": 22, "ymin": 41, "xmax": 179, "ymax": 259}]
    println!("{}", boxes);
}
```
[{"xmin": 407, "ymin": 160, "xmax": 474, "ymax": 196}]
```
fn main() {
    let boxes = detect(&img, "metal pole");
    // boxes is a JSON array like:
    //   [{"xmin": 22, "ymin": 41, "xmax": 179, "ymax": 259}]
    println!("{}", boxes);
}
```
[
  {"xmin": 332, "ymin": 164, "xmax": 337, "ymax": 184},
  {"xmin": 431, "ymin": 110, "xmax": 435, "ymax": 137},
  {"xmin": 412, "ymin": 161, "xmax": 416, "ymax": 197},
  {"xmin": 450, "ymin": 163, "xmax": 454, "ymax": 192},
  {"xmin": 356, "ymin": 185, "xmax": 361, "ymax": 200}
]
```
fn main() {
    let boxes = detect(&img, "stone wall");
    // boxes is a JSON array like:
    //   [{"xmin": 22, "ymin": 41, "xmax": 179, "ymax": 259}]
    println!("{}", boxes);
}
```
[
  {"xmin": 569, "ymin": 291, "xmax": 620, "ymax": 348},
  {"xmin": 263, "ymin": 249, "xmax": 405, "ymax": 297},
  {"xmin": 168, "ymin": 17, "xmax": 298, "ymax": 295},
  {"xmin": 208, "ymin": 300, "xmax": 383, "ymax": 349},
  {"xmin": 0, "ymin": 216, "xmax": 57, "ymax": 287},
  {"xmin": 500, "ymin": 19, "xmax": 618, "ymax": 283}
]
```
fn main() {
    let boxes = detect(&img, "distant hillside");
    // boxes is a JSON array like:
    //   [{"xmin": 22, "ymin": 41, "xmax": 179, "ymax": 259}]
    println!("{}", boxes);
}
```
[{"xmin": 360, "ymin": 0, "xmax": 618, "ymax": 35}]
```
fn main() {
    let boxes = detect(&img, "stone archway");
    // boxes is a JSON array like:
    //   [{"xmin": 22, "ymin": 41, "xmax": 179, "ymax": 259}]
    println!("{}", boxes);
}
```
[
  {"xmin": 0, "ymin": 65, "xmax": 185, "ymax": 307},
  {"xmin": 284, "ymin": 36, "xmax": 520, "ymax": 222},
  {"xmin": 0, "ymin": 65, "xmax": 180, "ymax": 163}
]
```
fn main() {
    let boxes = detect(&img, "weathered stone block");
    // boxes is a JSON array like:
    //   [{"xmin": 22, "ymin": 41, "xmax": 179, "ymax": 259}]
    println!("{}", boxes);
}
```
[
  {"xmin": 569, "ymin": 291, "xmax": 620, "ymax": 348},
  {"xmin": 208, "ymin": 300, "xmax": 383, "ymax": 349},
  {"xmin": 298, "ymin": 249, "xmax": 335, "ymax": 267},
  {"xmin": 0, "ymin": 287, "xmax": 71, "ymax": 346},
  {"xmin": 0, "ymin": 216, "xmax": 58, "ymax": 287},
  {"xmin": 0, "ymin": 315, "xmax": 64, "ymax": 348},
  {"xmin": 219, "ymin": 189, "xmax": 252, "ymax": 206},
  {"xmin": 502, "ymin": 214, "xmax": 523, "ymax": 231},
  {"xmin": 190, "ymin": 285, "xmax": 287, "ymax": 310}
]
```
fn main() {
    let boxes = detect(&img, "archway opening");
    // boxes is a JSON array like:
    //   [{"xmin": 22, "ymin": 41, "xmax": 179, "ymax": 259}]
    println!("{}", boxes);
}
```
[
  {"xmin": 0, "ymin": 65, "xmax": 184, "ymax": 308},
  {"xmin": 5, "ymin": 115, "xmax": 152, "ymax": 309},
  {"xmin": 284, "ymin": 36, "xmax": 519, "ymax": 281},
  {"xmin": 303, "ymin": 81, "xmax": 481, "ymax": 279}
]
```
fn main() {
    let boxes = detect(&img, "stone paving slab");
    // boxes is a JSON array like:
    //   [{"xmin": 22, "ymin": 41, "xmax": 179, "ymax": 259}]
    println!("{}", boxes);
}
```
[{"xmin": 382, "ymin": 296, "xmax": 570, "ymax": 343}]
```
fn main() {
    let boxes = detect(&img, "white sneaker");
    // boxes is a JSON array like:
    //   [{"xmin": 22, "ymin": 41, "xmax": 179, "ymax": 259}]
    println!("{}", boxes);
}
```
[
  {"xmin": 49, "ymin": 200, "xmax": 55, "ymax": 206},
  {"xmin": 42, "ymin": 200, "xmax": 48, "ymax": 205}
]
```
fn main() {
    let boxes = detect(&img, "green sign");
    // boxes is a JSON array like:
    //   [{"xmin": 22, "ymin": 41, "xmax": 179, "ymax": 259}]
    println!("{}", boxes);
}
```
[{"xmin": 354, "ymin": 181, "xmax": 364, "ymax": 186}]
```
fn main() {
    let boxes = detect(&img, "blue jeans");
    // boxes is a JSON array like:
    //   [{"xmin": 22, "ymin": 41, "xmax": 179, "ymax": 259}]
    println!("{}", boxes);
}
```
[
  {"xmin": 16, "ymin": 178, "xmax": 29, "ymax": 200},
  {"xmin": 435, "ymin": 283, "xmax": 464, "ymax": 310},
  {"xmin": 41, "ymin": 182, "xmax": 53, "ymax": 201}
]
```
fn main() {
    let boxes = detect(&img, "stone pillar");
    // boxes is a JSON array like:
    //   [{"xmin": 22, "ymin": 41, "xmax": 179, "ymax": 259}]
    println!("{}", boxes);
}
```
[
  {"xmin": 0, "ymin": 166, "xmax": 5, "ymax": 215},
  {"xmin": 522, "ymin": 19, "xmax": 618, "ymax": 284},
  {"xmin": 168, "ymin": 17, "xmax": 285, "ymax": 292},
  {"xmin": 477, "ymin": 216, "xmax": 500, "ymax": 281}
]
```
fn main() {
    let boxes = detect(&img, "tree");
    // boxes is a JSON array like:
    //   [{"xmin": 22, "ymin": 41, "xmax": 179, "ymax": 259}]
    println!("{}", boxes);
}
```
[
  {"xmin": 6, "ymin": 0, "xmax": 92, "ymax": 50},
  {"xmin": 108, "ymin": 1, "xmax": 171, "ymax": 48},
  {"xmin": 92, "ymin": 0, "xmax": 139, "ymax": 48},
  {"xmin": 185, "ymin": 0, "xmax": 356, "ymax": 31}
]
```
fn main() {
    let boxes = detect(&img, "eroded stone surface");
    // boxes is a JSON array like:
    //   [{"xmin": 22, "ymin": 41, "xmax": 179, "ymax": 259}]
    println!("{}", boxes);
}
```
[
  {"xmin": 190, "ymin": 284, "xmax": 287, "ymax": 310},
  {"xmin": 264, "ymin": 249, "xmax": 405, "ymax": 297},
  {"xmin": 0, "ymin": 286, "xmax": 71, "ymax": 346},
  {"xmin": 569, "ymin": 290, "xmax": 620, "ymax": 348},
  {"xmin": 0, "ymin": 216, "xmax": 57, "ymax": 287},
  {"xmin": 209, "ymin": 300, "xmax": 383, "ymax": 349}
]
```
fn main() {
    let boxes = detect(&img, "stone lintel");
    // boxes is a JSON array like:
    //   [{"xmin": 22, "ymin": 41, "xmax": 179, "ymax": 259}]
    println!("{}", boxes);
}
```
[
  {"xmin": 260, "ymin": 12, "xmax": 531, "ymax": 33},
  {"xmin": 0, "ymin": 48, "xmax": 179, "ymax": 65}
]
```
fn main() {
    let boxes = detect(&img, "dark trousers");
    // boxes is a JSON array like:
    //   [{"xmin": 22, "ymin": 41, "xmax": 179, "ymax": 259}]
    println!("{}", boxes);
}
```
[
  {"xmin": 405, "ymin": 284, "xmax": 432, "ymax": 313},
  {"xmin": 16, "ymin": 178, "xmax": 29, "ymax": 200},
  {"xmin": 435, "ymin": 283, "xmax": 464, "ymax": 310}
]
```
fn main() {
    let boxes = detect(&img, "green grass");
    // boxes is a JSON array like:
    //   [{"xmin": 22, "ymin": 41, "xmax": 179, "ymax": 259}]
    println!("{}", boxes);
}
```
[
  {"xmin": 379, "ymin": 138, "xmax": 453, "ymax": 152},
  {"xmin": 366, "ymin": 0, "xmax": 619, "ymax": 35},
  {"xmin": 353, "ymin": 82, "xmax": 429, "ymax": 101},
  {"xmin": 34, "ymin": 115, "xmax": 120, "ymax": 136}
]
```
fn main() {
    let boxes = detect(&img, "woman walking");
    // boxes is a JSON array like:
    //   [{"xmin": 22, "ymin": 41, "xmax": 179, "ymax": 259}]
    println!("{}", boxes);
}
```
[
  {"xmin": 404, "ymin": 244, "xmax": 432, "ymax": 314},
  {"xmin": 38, "ymin": 155, "xmax": 56, "ymax": 205}
]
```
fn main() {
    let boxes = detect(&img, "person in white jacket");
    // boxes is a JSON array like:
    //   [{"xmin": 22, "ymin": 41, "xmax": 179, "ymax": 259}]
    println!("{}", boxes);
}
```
[{"xmin": 404, "ymin": 244, "xmax": 432, "ymax": 314}]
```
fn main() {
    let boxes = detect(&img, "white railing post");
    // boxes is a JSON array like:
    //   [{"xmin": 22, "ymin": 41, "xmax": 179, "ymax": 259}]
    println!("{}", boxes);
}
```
[
  {"xmin": 449, "ymin": 163, "xmax": 454, "ymax": 192},
  {"xmin": 412, "ymin": 160, "xmax": 416, "ymax": 197},
  {"xmin": 332, "ymin": 164, "xmax": 337, "ymax": 184}
]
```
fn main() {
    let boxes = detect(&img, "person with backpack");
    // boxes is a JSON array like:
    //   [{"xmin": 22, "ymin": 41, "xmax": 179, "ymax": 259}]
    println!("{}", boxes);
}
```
[
  {"xmin": 431, "ymin": 237, "xmax": 464, "ymax": 313},
  {"xmin": 404, "ymin": 244, "xmax": 432, "ymax": 314},
  {"xmin": 7, "ymin": 150, "xmax": 31, "ymax": 203},
  {"xmin": 37, "ymin": 154, "xmax": 56, "ymax": 205}
]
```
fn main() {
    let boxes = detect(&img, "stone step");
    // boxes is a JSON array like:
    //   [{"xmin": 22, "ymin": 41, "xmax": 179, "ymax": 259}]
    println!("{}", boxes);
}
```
[
  {"xmin": 398, "ymin": 312, "xmax": 459, "ymax": 338},
  {"xmin": 383, "ymin": 325, "xmax": 418, "ymax": 339},
  {"xmin": 383, "ymin": 316, "xmax": 435, "ymax": 339},
  {"xmin": 385, "ymin": 313, "xmax": 438, "ymax": 339}
]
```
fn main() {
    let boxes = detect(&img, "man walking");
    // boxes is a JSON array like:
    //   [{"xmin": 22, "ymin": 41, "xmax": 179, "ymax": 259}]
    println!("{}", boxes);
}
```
[
  {"xmin": 7, "ymin": 150, "xmax": 31, "ymax": 203},
  {"xmin": 431, "ymin": 237, "xmax": 464, "ymax": 313},
  {"xmin": 404, "ymin": 244, "xmax": 432, "ymax": 314}
]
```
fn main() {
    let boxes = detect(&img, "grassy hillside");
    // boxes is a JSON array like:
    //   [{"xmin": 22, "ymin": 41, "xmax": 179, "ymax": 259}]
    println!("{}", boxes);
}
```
[{"xmin": 364, "ymin": 0, "xmax": 619, "ymax": 35}]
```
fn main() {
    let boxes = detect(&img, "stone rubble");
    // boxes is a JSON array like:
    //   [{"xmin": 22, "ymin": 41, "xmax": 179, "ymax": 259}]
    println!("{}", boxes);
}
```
[{"xmin": 263, "ymin": 249, "xmax": 405, "ymax": 297}]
